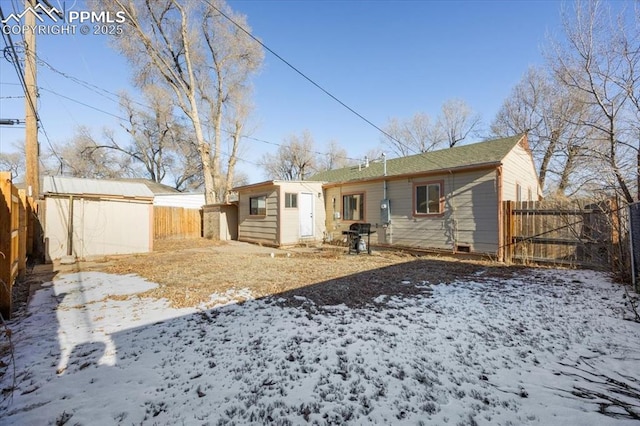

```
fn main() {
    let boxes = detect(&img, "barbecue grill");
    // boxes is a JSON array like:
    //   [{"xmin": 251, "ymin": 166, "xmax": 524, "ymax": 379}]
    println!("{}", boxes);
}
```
[{"xmin": 342, "ymin": 223, "xmax": 375, "ymax": 254}]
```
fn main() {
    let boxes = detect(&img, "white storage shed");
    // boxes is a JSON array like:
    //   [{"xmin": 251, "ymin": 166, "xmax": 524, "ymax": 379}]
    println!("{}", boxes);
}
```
[{"xmin": 43, "ymin": 176, "xmax": 154, "ymax": 262}]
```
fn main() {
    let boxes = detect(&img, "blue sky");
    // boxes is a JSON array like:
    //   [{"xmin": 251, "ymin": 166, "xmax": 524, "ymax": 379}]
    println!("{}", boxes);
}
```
[{"xmin": 0, "ymin": 0, "xmax": 567, "ymax": 185}]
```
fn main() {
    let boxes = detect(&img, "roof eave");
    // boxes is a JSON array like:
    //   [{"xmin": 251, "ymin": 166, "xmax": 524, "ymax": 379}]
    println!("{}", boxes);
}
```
[
  {"xmin": 321, "ymin": 161, "xmax": 502, "ymax": 188},
  {"xmin": 44, "ymin": 192, "xmax": 154, "ymax": 202}
]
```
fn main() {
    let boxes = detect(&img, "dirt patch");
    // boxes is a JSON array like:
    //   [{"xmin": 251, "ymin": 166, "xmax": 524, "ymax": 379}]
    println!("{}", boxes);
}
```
[{"xmin": 91, "ymin": 239, "xmax": 522, "ymax": 309}]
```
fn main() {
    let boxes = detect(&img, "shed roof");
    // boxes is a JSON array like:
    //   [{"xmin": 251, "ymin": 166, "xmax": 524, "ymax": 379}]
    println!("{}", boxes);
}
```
[
  {"xmin": 310, "ymin": 135, "xmax": 525, "ymax": 184},
  {"xmin": 43, "ymin": 176, "xmax": 154, "ymax": 199},
  {"xmin": 115, "ymin": 178, "xmax": 180, "ymax": 194}
]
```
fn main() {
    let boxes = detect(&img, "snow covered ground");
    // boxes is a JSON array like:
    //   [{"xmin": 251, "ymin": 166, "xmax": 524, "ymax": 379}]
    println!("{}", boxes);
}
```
[{"xmin": 1, "ymin": 268, "xmax": 639, "ymax": 425}]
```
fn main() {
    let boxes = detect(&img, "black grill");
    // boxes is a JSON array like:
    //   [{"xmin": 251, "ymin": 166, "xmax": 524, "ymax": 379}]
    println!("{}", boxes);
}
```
[{"xmin": 342, "ymin": 222, "xmax": 375, "ymax": 254}]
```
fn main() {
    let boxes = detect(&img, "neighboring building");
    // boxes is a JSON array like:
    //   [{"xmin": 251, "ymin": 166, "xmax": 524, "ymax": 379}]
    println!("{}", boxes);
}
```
[
  {"xmin": 42, "ymin": 176, "xmax": 154, "ymax": 261},
  {"xmin": 310, "ymin": 134, "xmax": 540, "ymax": 259},
  {"xmin": 154, "ymin": 193, "xmax": 206, "ymax": 209},
  {"xmin": 234, "ymin": 180, "xmax": 325, "ymax": 247},
  {"xmin": 116, "ymin": 178, "xmax": 207, "ymax": 209}
]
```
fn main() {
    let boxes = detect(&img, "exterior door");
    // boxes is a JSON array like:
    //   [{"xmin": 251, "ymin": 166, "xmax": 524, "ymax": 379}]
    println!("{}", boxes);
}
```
[{"xmin": 299, "ymin": 192, "xmax": 314, "ymax": 237}]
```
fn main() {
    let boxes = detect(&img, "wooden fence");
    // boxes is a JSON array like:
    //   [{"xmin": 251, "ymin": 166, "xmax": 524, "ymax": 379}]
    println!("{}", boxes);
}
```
[
  {"xmin": 502, "ymin": 200, "xmax": 621, "ymax": 268},
  {"xmin": 154, "ymin": 206, "xmax": 202, "ymax": 240},
  {"xmin": 0, "ymin": 172, "xmax": 37, "ymax": 319}
]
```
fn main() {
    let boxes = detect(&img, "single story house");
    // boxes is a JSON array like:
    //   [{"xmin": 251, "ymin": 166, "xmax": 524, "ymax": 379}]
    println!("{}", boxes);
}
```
[
  {"xmin": 233, "ymin": 180, "xmax": 325, "ymax": 247},
  {"xmin": 42, "ymin": 176, "xmax": 154, "ymax": 261},
  {"xmin": 310, "ymin": 134, "xmax": 540, "ymax": 259}
]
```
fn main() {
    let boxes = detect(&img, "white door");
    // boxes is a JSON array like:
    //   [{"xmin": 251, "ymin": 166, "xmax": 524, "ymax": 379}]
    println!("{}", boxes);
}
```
[{"xmin": 299, "ymin": 192, "xmax": 314, "ymax": 237}]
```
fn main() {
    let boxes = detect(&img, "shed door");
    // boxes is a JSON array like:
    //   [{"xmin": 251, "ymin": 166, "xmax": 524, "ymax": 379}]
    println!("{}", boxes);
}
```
[{"xmin": 299, "ymin": 192, "xmax": 314, "ymax": 237}]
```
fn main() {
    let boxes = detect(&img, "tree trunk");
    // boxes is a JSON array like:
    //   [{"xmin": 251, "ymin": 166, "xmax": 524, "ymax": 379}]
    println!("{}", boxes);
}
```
[
  {"xmin": 557, "ymin": 145, "xmax": 577, "ymax": 195},
  {"xmin": 609, "ymin": 132, "xmax": 634, "ymax": 204},
  {"xmin": 190, "ymin": 106, "xmax": 216, "ymax": 204},
  {"xmin": 224, "ymin": 121, "xmax": 241, "ymax": 203},
  {"xmin": 538, "ymin": 134, "xmax": 558, "ymax": 192}
]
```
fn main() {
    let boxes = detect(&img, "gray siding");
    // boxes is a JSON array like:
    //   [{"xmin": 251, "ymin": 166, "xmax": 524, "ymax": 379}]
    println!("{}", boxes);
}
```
[
  {"xmin": 324, "ymin": 168, "xmax": 500, "ymax": 254},
  {"xmin": 237, "ymin": 187, "xmax": 279, "ymax": 245}
]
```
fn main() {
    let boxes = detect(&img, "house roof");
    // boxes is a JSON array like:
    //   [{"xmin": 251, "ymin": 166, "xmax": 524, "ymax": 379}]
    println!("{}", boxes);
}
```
[
  {"xmin": 233, "ymin": 180, "xmax": 324, "ymax": 192},
  {"xmin": 310, "ymin": 134, "xmax": 526, "ymax": 184},
  {"xmin": 115, "ymin": 178, "xmax": 180, "ymax": 194},
  {"xmin": 43, "ymin": 176, "xmax": 155, "ymax": 199}
]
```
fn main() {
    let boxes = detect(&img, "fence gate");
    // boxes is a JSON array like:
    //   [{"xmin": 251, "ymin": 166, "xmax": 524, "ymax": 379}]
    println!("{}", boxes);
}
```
[{"xmin": 503, "ymin": 200, "xmax": 618, "ymax": 269}]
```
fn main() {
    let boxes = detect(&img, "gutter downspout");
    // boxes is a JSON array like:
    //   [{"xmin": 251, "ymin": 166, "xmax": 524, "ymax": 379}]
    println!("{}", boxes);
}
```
[
  {"xmin": 496, "ymin": 166, "xmax": 504, "ymax": 262},
  {"xmin": 382, "ymin": 154, "xmax": 390, "ymax": 245},
  {"xmin": 382, "ymin": 153, "xmax": 387, "ymax": 199}
]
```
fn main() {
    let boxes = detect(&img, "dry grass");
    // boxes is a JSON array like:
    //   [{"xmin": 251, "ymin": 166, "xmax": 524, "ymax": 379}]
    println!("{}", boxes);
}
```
[
  {"xmin": 152, "ymin": 238, "xmax": 224, "ymax": 253},
  {"xmin": 96, "ymin": 239, "xmax": 518, "ymax": 309}
]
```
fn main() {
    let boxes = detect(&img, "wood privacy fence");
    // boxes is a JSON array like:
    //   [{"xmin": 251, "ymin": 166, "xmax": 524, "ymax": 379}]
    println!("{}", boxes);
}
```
[
  {"xmin": 0, "ymin": 172, "xmax": 37, "ymax": 319},
  {"xmin": 154, "ymin": 206, "xmax": 202, "ymax": 239},
  {"xmin": 502, "ymin": 199, "xmax": 624, "ymax": 269}
]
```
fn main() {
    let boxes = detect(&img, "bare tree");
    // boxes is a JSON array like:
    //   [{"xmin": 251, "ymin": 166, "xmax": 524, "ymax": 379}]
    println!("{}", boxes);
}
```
[
  {"xmin": 363, "ymin": 147, "xmax": 386, "ymax": 163},
  {"xmin": 316, "ymin": 140, "xmax": 353, "ymax": 172},
  {"xmin": 381, "ymin": 113, "xmax": 443, "ymax": 156},
  {"xmin": 104, "ymin": 0, "xmax": 263, "ymax": 204},
  {"xmin": 491, "ymin": 66, "xmax": 593, "ymax": 196},
  {"xmin": 0, "ymin": 148, "xmax": 25, "ymax": 181},
  {"xmin": 382, "ymin": 100, "xmax": 480, "ymax": 157},
  {"xmin": 220, "ymin": 85, "xmax": 255, "ymax": 202},
  {"xmin": 68, "ymin": 87, "xmax": 201, "ymax": 191},
  {"xmin": 547, "ymin": 0, "xmax": 638, "ymax": 202},
  {"xmin": 615, "ymin": 2, "xmax": 640, "ymax": 200},
  {"xmin": 260, "ymin": 131, "xmax": 317, "ymax": 180},
  {"xmin": 436, "ymin": 99, "xmax": 481, "ymax": 148},
  {"xmin": 200, "ymin": 3, "xmax": 263, "ymax": 202},
  {"xmin": 171, "ymin": 137, "xmax": 202, "ymax": 191},
  {"xmin": 48, "ymin": 127, "xmax": 131, "ymax": 179}
]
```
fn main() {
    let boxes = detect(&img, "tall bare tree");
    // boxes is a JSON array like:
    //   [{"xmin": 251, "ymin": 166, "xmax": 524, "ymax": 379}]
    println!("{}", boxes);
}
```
[
  {"xmin": 491, "ymin": 66, "xmax": 593, "ymax": 196},
  {"xmin": 381, "ymin": 113, "xmax": 442, "ymax": 156},
  {"xmin": 104, "ymin": 0, "xmax": 263, "ymax": 204},
  {"xmin": 220, "ymin": 85, "xmax": 255, "ymax": 202},
  {"xmin": 437, "ymin": 99, "xmax": 481, "ymax": 148},
  {"xmin": 547, "ymin": 0, "xmax": 638, "ymax": 202},
  {"xmin": 382, "ymin": 100, "xmax": 481, "ymax": 157},
  {"xmin": 260, "ymin": 131, "xmax": 317, "ymax": 180},
  {"xmin": 69, "ymin": 87, "xmax": 201, "ymax": 190}
]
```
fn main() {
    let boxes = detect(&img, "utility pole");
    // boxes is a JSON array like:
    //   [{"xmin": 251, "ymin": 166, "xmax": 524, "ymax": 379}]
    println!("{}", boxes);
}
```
[{"xmin": 24, "ymin": 0, "xmax": 39, "ymax": 199}]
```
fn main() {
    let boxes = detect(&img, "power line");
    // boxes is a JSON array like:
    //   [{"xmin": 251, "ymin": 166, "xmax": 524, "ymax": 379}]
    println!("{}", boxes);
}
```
[
  {"xmin": 203, "ymin": 0, "xmax": 417, "ymax": 156},
  {"xmin": 29, "ymin": 56, "xmax": 364, "ymax": 162},
  {"xmin": 0, "ymin": 5, "xmax": 63, "ymax": 167},
  {"xmin": 39, "ymin": 87, "xmax": 128, "ymax": 120}
]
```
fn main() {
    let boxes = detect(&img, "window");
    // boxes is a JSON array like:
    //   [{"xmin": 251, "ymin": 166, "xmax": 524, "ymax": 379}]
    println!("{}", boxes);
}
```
[
  {"xmin": 342, "ymin": 193, "xmax": 364, "ymax": 221},
  {"xmin": 285, "ymin": 193, "xmax": 297, "ymax": 208},
  {"xmin": 415, "ymin": 182, "xmax": 442, "ymax": 215},
  {"xmin": 249, "ymin": 195, "xmax": 266, "ymax": 216}
]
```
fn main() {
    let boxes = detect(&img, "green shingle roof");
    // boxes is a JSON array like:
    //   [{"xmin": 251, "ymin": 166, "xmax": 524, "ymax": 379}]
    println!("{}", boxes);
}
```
[{"xmin": 310, "ymin": 135, "xmax": 524, "ymax": 183}]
